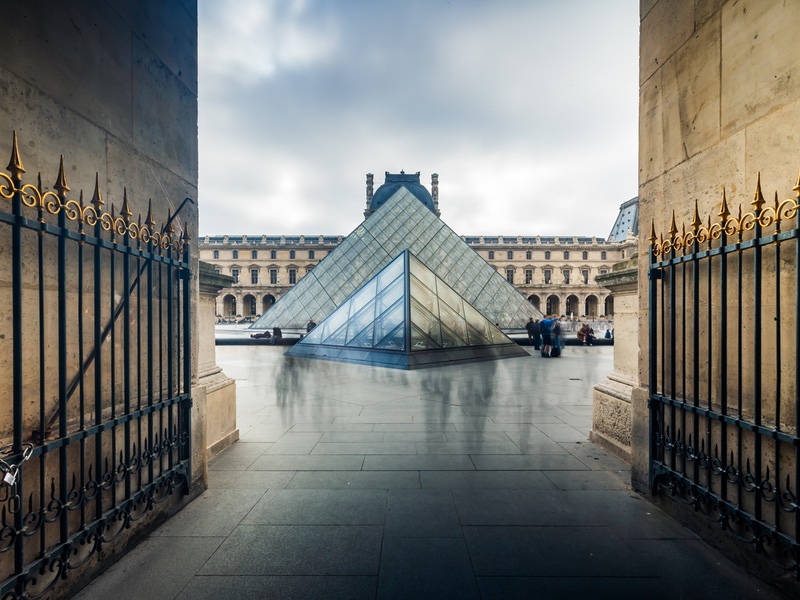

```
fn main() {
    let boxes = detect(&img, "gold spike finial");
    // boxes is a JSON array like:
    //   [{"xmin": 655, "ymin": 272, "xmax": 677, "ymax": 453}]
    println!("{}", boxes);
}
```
[
  {"xmin": 120, "ymin": 187, "xmax": 132, "ymax": 220},
  {"xmin": 91, "ymin": 173, "xmax": 104, "ymax": 210},
  {"xmin": 752, "ymin": 172, "xmax": 765, "ymax": 213},
  {"xmin": 718, "ymin": 187, "xmax": 730, "ymax": 223},
  {"xmin": 668, "ymin": 209, "xmax": 678, "ymax": 239},
  {"xmin": 691, "ymin": 200, "xmax": 701, "ymax": 230},
  {"xmin": 794, "ymin": 169, "xmax": 800, "ymax": 199},
  {"xmin": 7, "ymin": 131, "xmax": 26, "ymax": 180},
  {"xmin": 145, "ymin": 199, "xmax": 156, "ymax": 229},
  {"xmin": 649, "ymin": 219, "xmax": 657, "ymax": 245},
  {"xmin": 165, "ymin": 209, "xmax": 175, "ymax": 235},
  {"xmin": 53, "ymin": 155, "xmax": 70, "ymax": 196}
]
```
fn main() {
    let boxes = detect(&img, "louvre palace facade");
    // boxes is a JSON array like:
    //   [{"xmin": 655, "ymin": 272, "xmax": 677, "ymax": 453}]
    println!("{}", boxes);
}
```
[{"xmin": 199, "ymin": 173, "xmax": 637, "ymax": 325}]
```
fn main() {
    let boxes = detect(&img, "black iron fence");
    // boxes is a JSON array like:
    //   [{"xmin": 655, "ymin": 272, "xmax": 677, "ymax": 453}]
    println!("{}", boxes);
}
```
[
  {"xmin": 0, "ymin": 132, "xmax": 192, "ymax": 598},
  {"xmin": 648, "ymin": 173, "xmax": 799, "ymax": 576}
]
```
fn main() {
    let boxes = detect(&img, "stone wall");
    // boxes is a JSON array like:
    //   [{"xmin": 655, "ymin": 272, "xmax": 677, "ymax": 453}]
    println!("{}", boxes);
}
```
[
  {"xmin": 0, "ymin": 1, "xmax": 200, "ymax": 597},
  {"xmin": 636, "ymin": 0, "xmax": 800, "ymax": 490},
  {"xmin": 636, "ymin": 0, "xmax": 800, "ymax": 594}
]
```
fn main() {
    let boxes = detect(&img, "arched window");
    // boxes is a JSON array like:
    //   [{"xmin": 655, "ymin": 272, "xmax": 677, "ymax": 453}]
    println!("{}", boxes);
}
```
[
  {"xmin": 309, "ymin": 250, "xmax": 315, "ymax": 259},
  {"xmin": 289, "ymin": 250, "xmax": 295, "ymax": 259},
  {"xmin": 270, "ymin": 250, "xmax": 277, "ymax": 259},
  {"xmin": 601, "ymin": 251, "xmax": 607, "ymax": 260},
  {"xmin": 252, "ymin": 250, "xmax": 258, "ymax": 259},
  {"xmin": 488, "ymin": 251, "xmax": 495, "ymax": 259},
  {"xmin": 507, "ymin": 250, "xmax": 513, "ymax": 260},
  {"xmin": 545, "ymin": 251, "xmax": 551, "ymax": 260},
  {"xmin": 232, "ymin": 250, "xmax": 238, "ymax": 259},
  {"xmin": 563, "ymin": 250, "xmax": 569, "ymax": 260},
  {"xmin": 213, "ymin": 250, "xmax": 219, "ymax": 259},
  {"xmin": 582, "ymin": 251, "xmax": 588, "ymax": 260},
  {"xmin": 526, "ymin": 250, "xmax": 531, "ymax": 260}
]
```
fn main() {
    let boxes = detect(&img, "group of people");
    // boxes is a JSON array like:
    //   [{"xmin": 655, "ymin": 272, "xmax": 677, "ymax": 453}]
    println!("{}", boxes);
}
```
[
  {"xmin": 526, "ymin": 315, "xmax": 563, "ymax": 357},
  {"xmin": 525, "ymin": 317, "xmax": 611, "ymax": 355}
]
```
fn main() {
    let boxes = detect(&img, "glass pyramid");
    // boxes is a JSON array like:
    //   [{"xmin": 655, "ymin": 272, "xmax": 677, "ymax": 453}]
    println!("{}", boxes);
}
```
[
  {"xmin": 252, "ymin": 188, "xmax": 542, "ymax": 332},
  {"xmin": 287, "ymin": 250, "xmax": 529, "ymax": 369}
]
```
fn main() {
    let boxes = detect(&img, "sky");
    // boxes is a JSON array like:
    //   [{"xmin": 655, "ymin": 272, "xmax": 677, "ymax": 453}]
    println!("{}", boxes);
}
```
[{"xmin": 197, "ymin": 0, "xmax": 639, "ymax": 239}]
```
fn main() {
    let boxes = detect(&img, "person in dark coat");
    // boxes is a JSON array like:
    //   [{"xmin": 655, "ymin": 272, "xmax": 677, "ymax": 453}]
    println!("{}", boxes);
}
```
[{"xmin": 307, "ymin": 318, "xmax": 317, "ymax": 333}]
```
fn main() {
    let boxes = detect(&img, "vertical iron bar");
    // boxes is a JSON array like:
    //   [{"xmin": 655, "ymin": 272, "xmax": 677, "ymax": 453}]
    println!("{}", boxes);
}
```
[
  {"xmin": 93, "ymin": 201, "xmax": 104, "ymax": 521},
  {"xmin": 648, "ymin": 245, "xmax": 659, "ymax": 485},
  {"xmin": 109, "ymin": 223, "xmax": 117, "ymax": 506},
  {"xmin": 36, "ymin": 186, "xmax": 46, "ymax": 560},
  {"xmin": 773, "ymin": 235, "xmax": 781, "ymax": 531},
  {"xmin": 719, "ymin": 230, "xmax": 728, "ymax": 502},
  {"xmin": 681, "ymin": 251, "xmax": 687, "ymax": 476},
  {"xmin": 167, "ymin": 246, "xmax": 174, "ymax": 469},
  {"xmin": 10, "ymin": 160, "xmax": 24, "ymax": 592},
  {"xmin": 158, "ymin": 258, "xmax": 164, "ymax": 475},
  {"xmin": 795, "ymin": 207, "xmax": 799, "ymax": 552},
  {"xmin": 669, "ymin": 248, "xmax": 677, "ymax": 473},
  {"xmin": 57, "ymin": 192, "xmax": 68, "ymax": 544},
  {"xmin": 692, "ymin": 237, "xmax": 700, "ymax": 484},
  {"xmin": 706, "ymin": 237, "xmax": 713, "ymax": 490},
  {"xmin": 123, "ymin": 220, "xmax": 132, "ymax": 501},
  {"xmin": 182, "ymin": 240, "xmax": 192, "ymax": 482},
  {"xmin": 737, "ymin": 236, "xmax": 744, "ymax": 508},
  {"xmin": 136, "ymin": 242, "xmax": 142, "ymax": 492},
  {"xmin": 147, "ymin": 242, "xmax": 154, "ymax": 485},
  {"xmin": 78, "ymin": 218, "xmax": 86, "ymax": 528},
  {"xmin": 753, "ymin": 217, "xmax": 763, "ymax": 521}
]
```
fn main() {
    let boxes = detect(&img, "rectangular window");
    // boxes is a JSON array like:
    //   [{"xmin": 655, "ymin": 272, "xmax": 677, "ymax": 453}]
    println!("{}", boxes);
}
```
[
  {"xmin": 506, "ymin": 269, "xmax": 514, "ymax": 284},
  {"xmin": 289, "ymin": 269, "xmax": 297, "ymax": 284},
  {"xmin": 599, "ymin": 269, "xmax": 608, "ymax": 275},
  {"xmin": 309, "ymin": 250, "xmax": 315, "ymax": 259},
  {"xmin": 252, "ymin": 250, "xmax": 258, "ymax": 259},
  {"xmin": 270, "ymin": 269, "xmax": 278, "ymax": 284},
  {"xmin": 525, "ymin": 269, "xmax": 533, "ymax": 284},
  {"xmin": 563, "ymin": 270, "xmax": 570, "ymax": 284},
  {"xmin": 213, "ymin": 250, "xmax": 219, "ymax": 259},
  {"xmin": 251, "ymin": 269, "xmax": 258, "ymax": 284},
  {"xmin": 232, "ymin": 250, "xmax": 238, "ymax": 259},
  {"xmin": 544, "ymin": 269, "xmax": 551, "ymax": 284},
  {"xmin": 231, "ymin": 268, "xmax": 239, "ymax": 284},
  {"xmin": 581, "ymin": 269, "xmax": 589, "ymax": 284},
  {"xmin": 270, "ymin": 250, "xmax": 277, "ymax": 259}
]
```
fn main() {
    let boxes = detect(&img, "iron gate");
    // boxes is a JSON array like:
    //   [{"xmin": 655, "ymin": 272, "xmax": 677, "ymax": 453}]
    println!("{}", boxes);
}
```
[
  {"xmin": 0, "ymin": 132, "xmax": 192, "ymax": 598},
  {"xmin": 648, "ymin": 173, "xmax": 799, "ymax": 576}
]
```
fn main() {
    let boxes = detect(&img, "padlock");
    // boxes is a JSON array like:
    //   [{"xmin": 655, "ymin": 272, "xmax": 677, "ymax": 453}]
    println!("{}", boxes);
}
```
[{"xmin": 3, "ymin": 466, "xmax": 17, "ymax": 487}]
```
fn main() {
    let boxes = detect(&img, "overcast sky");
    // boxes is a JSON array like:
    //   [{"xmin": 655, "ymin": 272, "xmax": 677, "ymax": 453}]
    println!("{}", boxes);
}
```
[{"xmin": 197, "ymin": 0, "xmax": 639, "ymax": 239}]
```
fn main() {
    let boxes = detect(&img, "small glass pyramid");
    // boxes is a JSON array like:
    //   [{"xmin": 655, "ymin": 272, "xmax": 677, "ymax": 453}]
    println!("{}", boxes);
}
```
[{"xmin": 287, "ymin": 250, "xmax": 528, "ymax": 369}]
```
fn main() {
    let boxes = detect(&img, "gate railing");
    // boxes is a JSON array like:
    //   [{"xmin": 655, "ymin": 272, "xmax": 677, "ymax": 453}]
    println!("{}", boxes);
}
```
[
  {"xmin": 0, "ymin": 132, "xmax": 192, "ymax": 599},
  {"xmin": 648, "ymin": 172, "xmax": 800, "ymax": 576}
]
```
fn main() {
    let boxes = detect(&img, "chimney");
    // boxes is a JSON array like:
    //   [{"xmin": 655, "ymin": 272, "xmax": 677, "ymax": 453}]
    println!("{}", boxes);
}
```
[
  {"xmin": 431, "ymin": 173, "xmax": 440, "ymax": 215},
  {"xmin": 366, "ymin": 173, "xmax": 374, "ymax": 207}
]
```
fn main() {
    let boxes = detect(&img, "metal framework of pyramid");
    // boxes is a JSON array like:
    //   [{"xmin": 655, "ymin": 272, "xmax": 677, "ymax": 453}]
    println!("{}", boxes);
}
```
[
  {"xmin": 252, "ymin": 187, "xmax": 542, "ymax": 332},
  {"xmin": 286, "ymin": 250, "xmax": 529, "ymax": 369}
]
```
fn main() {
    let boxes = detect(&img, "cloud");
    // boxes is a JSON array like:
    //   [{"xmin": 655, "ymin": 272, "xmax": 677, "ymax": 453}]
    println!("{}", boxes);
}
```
[
  {"xmin": 199, "ymin": 0, "xmax": 340, "ymax": 86},
  {"xmin": 198, "ymin": 0, "xmax": 639, "ymax": 238}
]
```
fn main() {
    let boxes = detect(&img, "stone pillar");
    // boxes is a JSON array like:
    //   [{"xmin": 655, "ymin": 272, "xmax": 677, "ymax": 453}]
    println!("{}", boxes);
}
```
[
  {"xmin": 195, "ymin": 262, "xmax": 238, "ymax": 483},
  {"xmin": 590, "ymin": 255, "xmax": 638, "ymax": 463}
]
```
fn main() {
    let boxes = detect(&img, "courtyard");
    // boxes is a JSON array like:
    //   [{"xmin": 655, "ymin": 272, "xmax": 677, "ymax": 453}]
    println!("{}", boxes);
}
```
[{"xmin": 76, "ymin": 346, "xmax": 779, "ymax": 599}]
